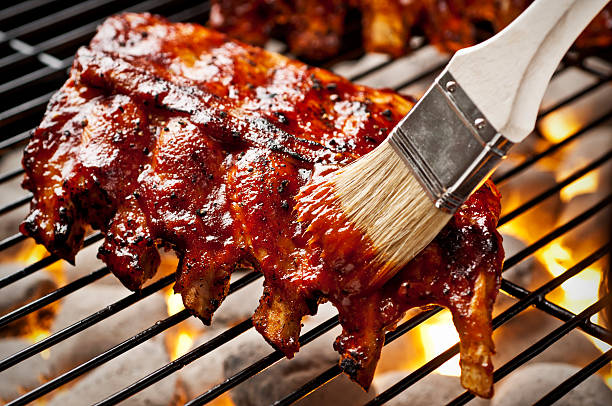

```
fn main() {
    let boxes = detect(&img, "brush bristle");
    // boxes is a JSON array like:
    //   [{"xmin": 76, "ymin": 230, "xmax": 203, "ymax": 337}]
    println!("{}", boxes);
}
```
[{"xmin": 333, "ymin": 141, "xmax": 453, "ymax": 285}]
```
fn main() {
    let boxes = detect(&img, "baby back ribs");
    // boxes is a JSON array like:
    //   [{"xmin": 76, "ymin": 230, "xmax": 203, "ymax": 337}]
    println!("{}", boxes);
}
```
[
  {"xmin": 210, "ymin": 0, "xmax": 612, "ymax": 60},
  {"xmin": 21, "ymin": 13, "xmax": 504, "ymax": 397}
]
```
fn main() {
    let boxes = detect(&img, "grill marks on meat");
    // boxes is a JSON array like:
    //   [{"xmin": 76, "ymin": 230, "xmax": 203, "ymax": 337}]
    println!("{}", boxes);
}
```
[
  {"xmin": 210, "ymin": 0, "xmax": 612, "ymax": 60},
  {"xmin": 21, "ymin": 13, "xmax": 504, "ymax": 397}
]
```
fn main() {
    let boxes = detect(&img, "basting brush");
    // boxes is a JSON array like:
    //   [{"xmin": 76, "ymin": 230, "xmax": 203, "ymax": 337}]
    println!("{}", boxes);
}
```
[{"xmin": 297, "ymin": 0, "xmax": 610, "ymax": 288}]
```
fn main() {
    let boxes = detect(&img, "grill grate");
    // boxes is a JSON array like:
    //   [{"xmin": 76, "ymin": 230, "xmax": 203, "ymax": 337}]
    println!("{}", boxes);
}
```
[{"xmin": 0, "ymin": 1, "xmax": 611, "ymax": 405}]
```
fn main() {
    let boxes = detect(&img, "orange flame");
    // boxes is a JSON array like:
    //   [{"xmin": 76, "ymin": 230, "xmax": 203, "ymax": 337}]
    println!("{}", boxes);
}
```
[
  {"xmin": 416, "ymin": 310, "xmax": 461, "ymax": 376},
  {"xmin": 25, "ymin": 329, "xmax": 51, "ymax": 360},
  {"xmin": 15, "ymin": 240, "xmax": 65, "ymax": 284},
  {"xmin": 539, "ymin": 111, "xmax": 582, "ymax": 143},
  {"xmin": 538, "ymin": 241, "xmax": 611, "ymax": 388},
  {"xmin": 171, "ymin": 331, "xmax": 195, "ymax": 361},
  {"xmin": 398, "ymin": 310, "xmax": 461, "ymax": 377},
  {"xmin": 166, "ymin": 290, "xmax": 185, "ymax": 316},
  {"xmin": 560, "ymin": 171, "xmax": 599, "ymax": 202},
  {"xmin": 165, "ymin": 289, "xmax": 197, "ymax": 361}
]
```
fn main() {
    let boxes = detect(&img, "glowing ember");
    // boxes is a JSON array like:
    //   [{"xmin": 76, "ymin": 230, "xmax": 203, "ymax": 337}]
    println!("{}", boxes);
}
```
[{"xmin": 560, "ymin": 171, "xmax": 599, "ymax": 202}]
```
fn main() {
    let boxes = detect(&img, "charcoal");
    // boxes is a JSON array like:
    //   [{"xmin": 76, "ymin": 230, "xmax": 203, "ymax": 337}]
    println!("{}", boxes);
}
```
[
  {"xmin": 211, "ymin": 273, "xmax": 263, "ymax": 326},
  {"xmin": 0, "ymin": 264, "xmax": 57, "ymax": 337},
  {"xmin": 65, "ymin": 241, "xmax": 121, "ymax": 286},
  {"xmin": 222, "ymin": 312, "xmax": 375, "ymax": 405},
  {"xmin": 493, "ymin": 309, "xmax": 603, "ymax": 368},
  {"xmin": 558, "ymin": 126, "xmax": 612, "ymax": 194},
  {"xmin": 48, "ymin": 284, "xmax": 167, "ymax": 375},
  {"xmin": 179, "ymin": 327, "xmax": 267, "ymax": 398},
  {"xmin": 491, "ymin": 362, "xmax": 612, "ymax": 406},
  {"xmin": 500, "ymin": 234, "xmax": 550, "ymax": 290},
  {"xmin": 47, "ymin": 339, "xmax": 175, "ymax": 406},
  {"xmin": 498, "ymin": 166, "xmax": 561, "ymax": 243},
  {"xmin": 557, "ymin": 193, "xmax": 611, "ymax": 259},
  {"xmin": 373, "ymin": 371, "xmax": 489, "ymax": 405}
]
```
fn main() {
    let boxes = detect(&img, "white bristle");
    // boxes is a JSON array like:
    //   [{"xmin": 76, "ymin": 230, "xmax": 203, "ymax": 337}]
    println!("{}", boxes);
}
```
[{"xmin": 334, "ymin": 140, "xmax": 452, "ymax": 285}]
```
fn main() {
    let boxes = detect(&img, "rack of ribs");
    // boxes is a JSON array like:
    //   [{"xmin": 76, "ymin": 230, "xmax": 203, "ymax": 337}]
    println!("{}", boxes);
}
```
[
  {"xmin": 210, "ymin": 0, "xmax": 612, "ymax": 60},
  {"xmin": 21, "ymin": 13, "xmax": 504, "ymax": 398}
]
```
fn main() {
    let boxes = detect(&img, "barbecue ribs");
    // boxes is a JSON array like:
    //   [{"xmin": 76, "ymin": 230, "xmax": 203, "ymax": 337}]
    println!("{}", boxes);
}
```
[
  {"xmin": 21, "ymin": 13, "xmax": 504, "ymax": 398},
  {"xmin": 210, "ymin": 0, "xmax": 612, "ymax": 60}
]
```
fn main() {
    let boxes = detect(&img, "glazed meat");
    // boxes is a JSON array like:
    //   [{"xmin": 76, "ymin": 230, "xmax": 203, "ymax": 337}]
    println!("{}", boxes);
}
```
[
  {"xmin": 21, "ymin": 13, "xmax": 504, "ymax": 397},
  {"xmin": 210, "ymin": 0, "xmax": 612, "ymax": 60}
]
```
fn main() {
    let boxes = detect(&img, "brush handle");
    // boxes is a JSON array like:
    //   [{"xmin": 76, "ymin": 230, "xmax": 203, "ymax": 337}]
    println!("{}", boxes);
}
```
[{"xmin": 447, "ymin": 0, "xmax": 609, "ymax": 143}]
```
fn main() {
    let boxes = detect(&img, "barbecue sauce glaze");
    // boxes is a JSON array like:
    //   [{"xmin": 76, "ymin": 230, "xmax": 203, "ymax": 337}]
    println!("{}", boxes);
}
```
[{"xmin": 21, "ymin": 13, "xmax": 504, "ymax": 397}]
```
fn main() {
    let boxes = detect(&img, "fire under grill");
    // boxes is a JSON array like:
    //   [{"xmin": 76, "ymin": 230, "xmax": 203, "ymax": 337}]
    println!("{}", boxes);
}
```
[{"xmin": 0, "ymin": 1, "xmax": 611, "ymax": 405}]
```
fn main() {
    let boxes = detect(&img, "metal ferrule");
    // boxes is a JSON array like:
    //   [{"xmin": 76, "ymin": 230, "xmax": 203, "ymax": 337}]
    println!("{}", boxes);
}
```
[{"xmin": 388, "ymin": 69, "xmax": 513, "ymax": 213}]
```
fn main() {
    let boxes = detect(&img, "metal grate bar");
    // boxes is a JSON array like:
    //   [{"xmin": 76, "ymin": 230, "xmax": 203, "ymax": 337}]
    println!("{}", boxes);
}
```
[
  {"xmin": 0, "ymin": 90, "xmax": 56, "ymax": 127},
  {"xmin": 394, "ymin": 60, "xmax": 448, "ymax": 91},
  {"xmin": 0, "ymin": 129, "xmax": 30, "ymax": 150},
  {"xmin": 0, "ymin": 232, "xmax": 103, "ymax": 289},
  {"xmin": 274, "ymin": 364, "xmax": 343, "ymax": 406},
  {"xmin": 446, "ymin": 294, "xmax": 611, "ymax": 406},
  {"xmin": 500, "ymin": 279, "xmax": 611, "ymax": 344},
  {"xmin": 185, "ymin": 316, "xmax": 340, "ymax": 406},
  {"xmin": 501, "ymin": 245, "xmax": 610, "ymax": 339},
  {"xmin": 0, "ymin": 0, "xmax": 192, "ymax": 72},
  {"xmin": 372, "ymin": 246, "xmax": 611, "ymax": 406},
  {"xmin": 1, "ymin": 91, "xmax": 609, "ymax": 222},
  {"xmin": 0, "ymin": 194, "xmax": 31, "ymax": 216},
  {"xmin": 502, "ymin": 194, "xmax": 610, "ymax": 272},
  {"xmin": 0, "ymin": 233, "xmax": 27, "ymax": 252},
  {"xmin": 0, "ymin": 0, "xmax": 60, "ymax": 22},
  {"xmin": 369, "ymin": 346, "xmax": 460, "ymax": 406},
  {"xmin": 166, "ymin": 1, "xmax": 212, "ymax": 22},
  {"xmin": 0, "ymin": 267, "xmax": 110, "ymax": 329},
  {"xmin": 96, "ymin": 317, "xmax": 256, "ymax": 406},
  {"xmin": 346, "ymin": 59, "xmax": 397, "ymax": 82},
  {"xmin": 533, "ymin": 349, "xmax": 612, "ymax": 406},
  {"xmin": 0, "ymin": 272, "xmax": 176, "ymax": 373},
  {"xmin": 2, "ymin": 0, "xmax": 128, "ymax": 43},
  {"xmin": 272, "ymin": 308, "xmax": 444, "ymax": 406},
  {"xmin": 0, "ymin": 58, "xmax": 72, "ymax": 97},
  {"xmin": 274, "ymin": 244, "xmax": 610, "ymax": 405},
  {"xmin": 198, "ymin": 192, "xmax": 611, "ymax": 405},
  {"xmin": 493, "ymin": 111, "xmax": 612, "ymax": 185},
  {"xmin": 0, "ymin": 167, "xmax": 25, "ymax": 185},
  {"xmin": 0, "ymin": 3, "xmax": 609, "ymax": 405},
  {"xmin": 538, "ymin": 75, "xmax": 611, "ymax": 118},
  {"xmin": 576, "ymin": 57, "xmax": 612, "ymax": 79},
  {"xmin": 6, "ymin": 271, "xmax": 260, "ymax": 406},
  {"xmin": 498, "ymin": 149, "xmax": 612, "ymax": 226}
]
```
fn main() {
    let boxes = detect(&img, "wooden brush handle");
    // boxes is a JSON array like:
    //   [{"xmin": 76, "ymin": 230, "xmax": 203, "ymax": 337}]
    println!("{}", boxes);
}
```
[{"xmin": 447, "ymin": 0, "xmax": 610, "ymax": 143}]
